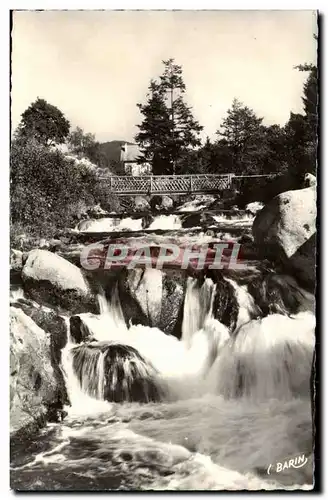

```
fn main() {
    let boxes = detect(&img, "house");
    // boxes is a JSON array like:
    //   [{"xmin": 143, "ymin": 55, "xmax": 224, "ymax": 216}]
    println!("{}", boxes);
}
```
[{"xmin": 120, "ymin": 143, "xmax": 152, "ymax": 176}]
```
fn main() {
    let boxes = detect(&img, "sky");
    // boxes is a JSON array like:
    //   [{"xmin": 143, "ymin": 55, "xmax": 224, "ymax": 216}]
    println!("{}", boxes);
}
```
[{"xmin": 11, "ymin": 10, "xmax": 318, "ymax": 143}]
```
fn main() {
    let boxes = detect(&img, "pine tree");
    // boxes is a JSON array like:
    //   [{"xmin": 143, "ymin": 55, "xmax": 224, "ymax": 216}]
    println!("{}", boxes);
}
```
[
  {"xmin": 135, "ymin": 59, "xmax": 203, "ymax": 175},
  {"xmin": 135, "ymin": 80, "xmax": 173, "ymax": 174},
  {"xmin": 285, "ymin": 61, "xmax": 318, "ymax": 176},
  {"xmin": 216, "ymin": 98, "xmax": 266, "ymax": 174}
]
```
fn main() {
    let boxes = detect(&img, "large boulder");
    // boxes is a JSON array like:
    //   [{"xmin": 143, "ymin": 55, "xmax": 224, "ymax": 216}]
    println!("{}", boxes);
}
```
[
  {"xmin": 252, "ymin": 185, "xmax": 316, "ymax": 290},
  {"xmin": 245, "ymin": 201, "xmax": 264, "ymax": 216},
  {"xmin": 160, "ymin": 195, "xmax": 174, "ymax": 210},
  {"xmin": 117, "ymin": 268, "xmax": 186, "ymax": 337},
  {"xmin": 181, "ymin": 212, "xmax": 215, "ymax": 229},
  {"xmin": 134, "ymin": 196, "xmax": 151, "ymax": 212},
  {"xmin": 71, "ymin": 342, "xmax": 165, "ymax": 403},
  {"xmin": 69, "ymin": 313, "xmax": 100, "ymax": 343},
  {"xmin": 87, "ymin": 204, "xmax": 108, "ymax": 218},
  {"xmin": 10, "ymin": 307, "xmax": 59, "ymax": 435},
  {"xmin": 10, "ymin": 298, "xmax": 69, "ymax": 404},
  {"xmin": 21, "ymin": 250, "xmax": 98, "ymax": 314},
  {"xmin": 10, "ymin": 249, "xmax": 24, "ymax": 273},
  {"xmin": 150, "ymin": 195, "xmax": 174, "ymax": 212},
  {"xmin": 304, "ymin": 172, "xmax": 316, "ymax": 187}
]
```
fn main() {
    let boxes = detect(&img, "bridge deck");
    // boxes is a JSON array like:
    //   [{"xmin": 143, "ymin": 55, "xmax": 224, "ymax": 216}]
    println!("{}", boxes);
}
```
[{"xmin": 99, "ymin": 174, "xmax": 277, "ymax": 195}]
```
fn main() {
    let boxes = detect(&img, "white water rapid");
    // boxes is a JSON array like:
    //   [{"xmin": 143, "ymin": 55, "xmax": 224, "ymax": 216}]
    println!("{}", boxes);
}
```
[{"xmin": 11, "ymin": 269, "xmax": 315, "ymax": 491}]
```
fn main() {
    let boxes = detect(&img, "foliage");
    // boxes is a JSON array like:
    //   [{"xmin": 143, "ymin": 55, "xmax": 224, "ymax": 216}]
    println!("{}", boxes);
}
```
[
  {"xmin": 215, "ymin": 98, "xmax": 268, "ymax": 174},
  {"xmin": 284, "ymin": 63, "xmax": 318, "ymax": 175},
  {"xmin": 136, "ymin": 80, "xmax": 173, "ymax": 174},
  {"xmin": 17, "ymin": 98, "xmax": 70, "ymax": 146},
  {"xmin": 135, "ymin": 59, "xmax": 203, "ymax": 175},
  {"xmin": 68, "ymin": 127, "xmax": 103, "ymax": 165},
  {"xmin": 10, "ymin": 137, "xmax": 105, "ymax": 237}
]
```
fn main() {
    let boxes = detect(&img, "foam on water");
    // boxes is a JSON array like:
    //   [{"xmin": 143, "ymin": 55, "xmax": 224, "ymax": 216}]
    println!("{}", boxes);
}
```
[
  {"xmin": 148, "ymin": 214, "xmax": 182, "ymax": 230},
  {"xmin": 178, "ymin": 195, "xmax": 216, "ymax": 212},
  {"xmin": 212, "ymin": 213, "xmax": 254, "ymax": 224},
  {"xmin": 11, "ymin": 396, "xmax": 313, "ymax": 490},
  {"xmin": 225, "ymin": 277, "xmax": 261, "ymax": 329},
  {"xmin": 47, "ymin": 273, "xmax": 315, "ymax": 490},
  {"xmin": 208, "ymin": 311, "xmax": 315, "ymax": 400},
  {"xmin": 10, "ymin": 286, "xmax": 25, "ymax": 302},
  {"xmin": 76, "ymin": 217, "xmax": 143, "ymax": 233}
]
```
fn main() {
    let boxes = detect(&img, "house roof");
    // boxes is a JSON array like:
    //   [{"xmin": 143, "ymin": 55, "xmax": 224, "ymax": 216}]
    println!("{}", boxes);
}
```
[{"xmin": 120, "ymin": 143, "xmax": 142, "ymax": 162}]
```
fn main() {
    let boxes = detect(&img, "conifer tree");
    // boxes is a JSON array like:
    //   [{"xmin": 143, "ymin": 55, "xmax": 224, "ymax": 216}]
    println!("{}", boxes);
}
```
[{"xmin": 135, "ymin": 59, "xmax": 203, "ymax": 175}]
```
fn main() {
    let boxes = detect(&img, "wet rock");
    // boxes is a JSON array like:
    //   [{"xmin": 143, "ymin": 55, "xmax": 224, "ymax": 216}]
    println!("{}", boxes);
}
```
[
  {"xmin": 117, "ymin": 268, "xmax": 186, "ymax": 337},
  {"xmin": 245, "ymin": 201, "xmax": 264, "ymax": 216},
  {"xmin": 202, "ymin": 270, "xmax": 239, "ymax": 332},
  {"xmin": 10, "ymin": 249, "xmax": 24, "ymax": 273},
  {"xmin": 161, "ymin": 271, "xmax": 186, "ymax": 338},
  {"xmin": 10, "ymin": 300, "xmax": 69, "ymax": 406},
  {"xmin": 246, "ymin": 272, "xmax": 315, "ymax": 316},
  {"xmin": 304, "ymin": 172, "xmax": 316, "ymax": 188},
  {"xmin": 160, "ymin": 195, "xmax": 174, "ymax": 210},
  {"xmin": 87, "ymin": 204, "xmax": 108, "ymax": 217},
  {"xmin": 70, "ymin": 313, "xmax": 98, "ymax": 343},
  {"xmin": 22, "ymin": 249, "xmax": 98, "ymax": 314},
  {"xmin": 252, "ymin": 184, "xmax": 316, "ymax": 290},
  {"xmin": 150, "ymin": 195, "xmax": 174, "ymax": 212},
  {"xmin": 134, "ymin": 196, "xmax": 151, "ymax": 212},
  {"xmin": 181, "ymin": 212, "xmax": 214, "ymax": 229},
  {"xmin": 10, "ymin": 307, "xmax": 59, "ymax": 435},
  {"xmin": 71, "ymin": 342, "xmax": 165, "ymax": 403},
  {"xmin": 142, "ymin": 214, "xmax": 154, "ymax": 229}
]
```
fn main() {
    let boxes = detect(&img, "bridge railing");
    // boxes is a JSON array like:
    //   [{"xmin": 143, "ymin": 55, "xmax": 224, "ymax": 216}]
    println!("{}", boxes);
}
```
[
  {"xmin": 101, "ymin": 174, "xmax": 235, "ymax": 195},
  {"xmin": 99, "ymin": 173, "xmax": 280, "ymax": 195}
]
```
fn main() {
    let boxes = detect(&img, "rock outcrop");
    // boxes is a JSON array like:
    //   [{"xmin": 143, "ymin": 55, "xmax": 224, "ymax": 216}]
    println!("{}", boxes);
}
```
[
  {"xmin": 10, "ymin": 307, "xmax": 59, "ymax": 435},
  {"xmin": 134, "ymin": 196, "xmax": 151, "ymax": 212},
  {"xmin": 181, "ymin": 212, "xmax": 214, "ymax": 229},
  {"xmin": 245, "ymin": 201, "xmax": 264, "ymax": 216},
  {"xmin": 252, "ymin": 184, "xmax": 316, "ymax": 290},
  {"xmin": 11, "ymin": 297, "xmax": 69, "ymax": 403},
  {"xmin": 10, "ymin": 249, "xmax": 24, "ymax": 273},
  {"xmin": 150, "ymin": 195, "xmax": 174, "ymax": 212},
  {"xmin": 117, "ymin": 268, "xmax": 185, "ymax": 337},
  {"xmin": 22, "ymin": 249, "xmax": 98, "ymax": 314}
]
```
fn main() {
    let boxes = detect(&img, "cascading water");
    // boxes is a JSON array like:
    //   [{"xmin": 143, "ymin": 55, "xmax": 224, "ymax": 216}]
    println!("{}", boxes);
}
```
[
  {"xmin": 61, "ymin": 277, "xmax": 235, "ymax": 409},
  {"xmin": 12, "ymin": 270, "xmax": 315, "ymax": 491},
  {"xmin": 60, "ymin": 316, "xmax": 112, "ymax": 414},
  {"xmin": 148, "ymin": 214, "xmax": 182, "ymax": 230},
  {"xmin": 61, "ymin": 272, "xmax": 315, "ymax": 410},
  {"xmin": 76, "ymin": 217, "xmax": 144, "ymax": 233},
  {"xmin": 181, "ymin": 277, "xmax": 216, "ymax": 347},
  {"xmin": 207, "ymin": 311, "xmax": 315, "ymax": 401}
]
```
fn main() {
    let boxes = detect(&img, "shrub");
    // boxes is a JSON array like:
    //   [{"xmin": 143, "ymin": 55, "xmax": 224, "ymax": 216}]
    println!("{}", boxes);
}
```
[{"xmin": 10, "ymin": 138, "xmax": 99, "ymax": 237}]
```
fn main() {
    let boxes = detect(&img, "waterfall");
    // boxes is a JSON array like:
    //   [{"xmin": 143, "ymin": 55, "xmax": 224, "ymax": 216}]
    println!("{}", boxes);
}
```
[
  {"xmin": 71, "ymin": 344, "xmax": 106, "ymax": 400},
  {"xmin": 60, "ymin": 273, "xmax": 315, "ymax": 410},
  {"xmin": 60, "ymin": 316, "xmax": 112, "ymax": 414},
  {"xmin": 61, "ymin": 278, "xmax": 232, "ymax": 407},
  {"xmin": 71, "ymin": 342, "xmax": 165, "ymax": 403},
  {"xmin": 76, "ymin": 217, "xmax": 143, "ymax": 233},
  {"xmin": 148, "ymin": 215, "xmax": 182, "ymax": 230},
  {"xmin": 224, "ymin": 278, "xmax": 261, "ymax": 330},
  {"xmin": 10, "ymin": 286, "xmax": 25, "ymax": 302},
  {"xmin": 181, "ymin": 277, "xmax": 216, "ymax": 347},
  {"xmin": 207, "ymin": 311, "xmax": 315, "ymax": 401}
]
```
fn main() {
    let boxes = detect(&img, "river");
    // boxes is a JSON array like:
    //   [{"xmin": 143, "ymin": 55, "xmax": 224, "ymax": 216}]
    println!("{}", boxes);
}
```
[{"xmin": 10, "ymin": 208, "xmax": 315, "ymax": 491}]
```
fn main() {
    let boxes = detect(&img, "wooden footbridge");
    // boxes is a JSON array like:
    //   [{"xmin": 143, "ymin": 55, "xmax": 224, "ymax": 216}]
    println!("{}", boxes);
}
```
[{"xmin": 99, "ymin": 173, "xmax": 277, "ymax": 196}]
